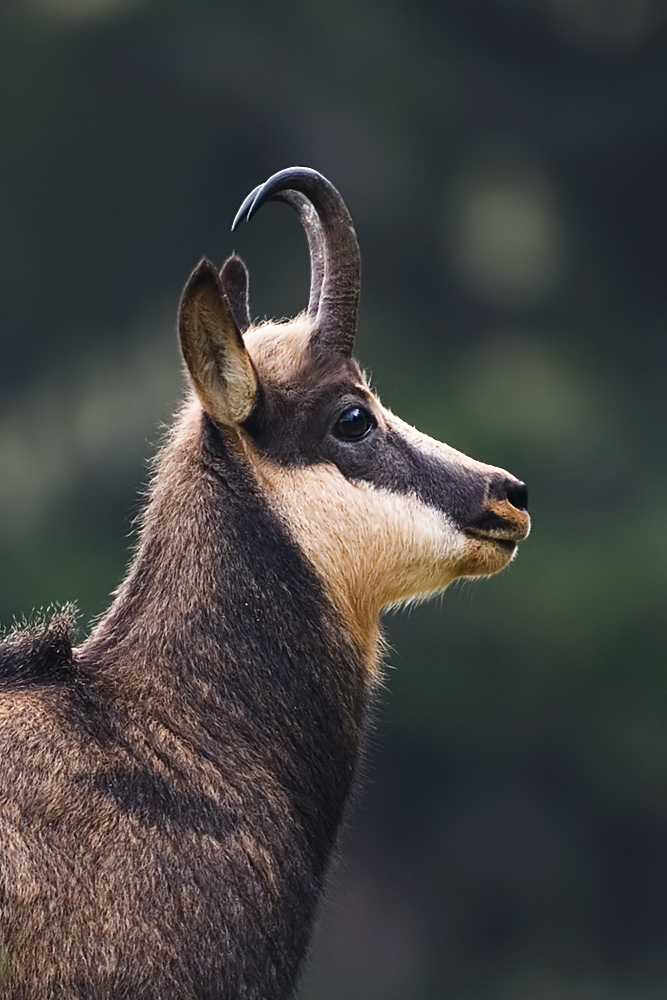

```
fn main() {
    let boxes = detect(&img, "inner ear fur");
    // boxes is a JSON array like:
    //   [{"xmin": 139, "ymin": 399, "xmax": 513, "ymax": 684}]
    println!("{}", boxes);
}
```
[{"xmin": 178, "ymin": 258, "xmax": 258, "ymax": 425}]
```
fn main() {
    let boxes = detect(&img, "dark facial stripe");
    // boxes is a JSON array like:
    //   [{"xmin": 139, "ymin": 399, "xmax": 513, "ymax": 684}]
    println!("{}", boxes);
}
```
[
  {"xmin": 323, "ymin": 427, "xmax": 489, "ymax": 529},
  {"xmin": 243, "ymin": 352, "xmax": 491, "ymax": 532}
]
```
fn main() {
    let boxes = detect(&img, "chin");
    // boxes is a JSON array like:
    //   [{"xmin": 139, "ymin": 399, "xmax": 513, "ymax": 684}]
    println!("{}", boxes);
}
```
[{"xmin": 455, "ymin": 535, "xmax": 519, "ymax": 579}]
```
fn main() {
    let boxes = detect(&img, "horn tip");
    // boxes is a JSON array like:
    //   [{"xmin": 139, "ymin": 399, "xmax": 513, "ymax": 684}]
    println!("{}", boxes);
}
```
[{"xmin": 231, "ymin": 183, "xmax": 263, "ymax": 232}]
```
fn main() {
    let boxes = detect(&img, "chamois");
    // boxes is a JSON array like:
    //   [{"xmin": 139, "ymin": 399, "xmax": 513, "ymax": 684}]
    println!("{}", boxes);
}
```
[{"xmin": 0, "ymin": 167, "xmax": 530, "ymax": 999}]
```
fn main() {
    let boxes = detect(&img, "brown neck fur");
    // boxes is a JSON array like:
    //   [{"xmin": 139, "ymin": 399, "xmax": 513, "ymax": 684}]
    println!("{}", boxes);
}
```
[
  {"xmin": 54, "ymin": 399, "xmax": 373, "ymax": 997},
  {"xmin": 79, "ymin": 398, "xmax": 370, "ymax": 776}
]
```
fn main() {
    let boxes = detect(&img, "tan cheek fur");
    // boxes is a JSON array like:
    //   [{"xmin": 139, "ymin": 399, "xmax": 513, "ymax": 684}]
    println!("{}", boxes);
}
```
[{"xmin": 240, "ymin": 450, "xmax": 515, "ymax": 672}]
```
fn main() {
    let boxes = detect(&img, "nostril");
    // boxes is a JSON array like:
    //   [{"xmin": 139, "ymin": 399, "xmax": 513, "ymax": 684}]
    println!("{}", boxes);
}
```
[
  {"xmin": 506, "ymin": 480, "xmax": 529, "ymax": 511},
  {"xmin": 488, "ymin": 476, "xmax": 529, "ymax": 511}
]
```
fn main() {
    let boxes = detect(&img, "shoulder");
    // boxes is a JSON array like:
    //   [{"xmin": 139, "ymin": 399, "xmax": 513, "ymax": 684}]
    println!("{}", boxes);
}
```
[{"xmin": 0, "ymin": 607, "xmax": 77, "ymax": 689}]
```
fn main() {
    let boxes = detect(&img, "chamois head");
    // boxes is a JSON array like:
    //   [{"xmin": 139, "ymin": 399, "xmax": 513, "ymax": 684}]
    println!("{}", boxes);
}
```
[{"xmin": 178, "ymin": 167, "xmax": 529, "ymax": 657}]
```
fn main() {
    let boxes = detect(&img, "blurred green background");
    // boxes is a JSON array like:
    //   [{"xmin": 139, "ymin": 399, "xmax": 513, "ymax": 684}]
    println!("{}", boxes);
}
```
[{"xmin": 1, "ymin": 0, "xmax": 666, "ymax": 996}]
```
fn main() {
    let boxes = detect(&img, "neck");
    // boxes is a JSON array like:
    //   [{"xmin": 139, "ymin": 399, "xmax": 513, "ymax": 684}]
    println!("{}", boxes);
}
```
[
  {"xmin": 82, "ymin": 397, "xmax": 370, "ymax": 756},
  {"xmin": 76, "ymin": 402, "xmax": 374, "ymax": 992},
  {"xmin": 79, "ymin": 401, "xmax": 371, "ymax": 916}
]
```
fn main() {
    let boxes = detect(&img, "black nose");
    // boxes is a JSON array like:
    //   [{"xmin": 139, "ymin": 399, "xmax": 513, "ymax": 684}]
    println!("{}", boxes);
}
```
[
  {"xmin": 506, "ymin": 480, "xmax": 528, "ymax": 511},
  {"xmin": 491, "ymin": 477, "xmax": 529, "ymax": 511}
]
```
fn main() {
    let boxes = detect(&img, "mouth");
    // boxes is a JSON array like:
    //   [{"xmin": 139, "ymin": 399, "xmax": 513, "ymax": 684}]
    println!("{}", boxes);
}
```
[
  {"xmin": 464, "ymin": 529, "xmax": 518, "ymax": 553},
  {"xmin": 463, "ymin": 509, "xmax": 531, "ymax": 549}
]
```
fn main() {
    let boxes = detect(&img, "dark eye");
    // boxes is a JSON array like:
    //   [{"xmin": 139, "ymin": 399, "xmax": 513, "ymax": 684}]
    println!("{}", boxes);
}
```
[{"xmin": 334, "ymin": 406, "xmax": 376, "ymax": 441}]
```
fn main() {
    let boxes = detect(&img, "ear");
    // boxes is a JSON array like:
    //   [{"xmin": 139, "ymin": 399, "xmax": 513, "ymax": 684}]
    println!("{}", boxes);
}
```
[
  {"xmin": 220, "ymin": 253, "xmax": 251, "ymax": 332},
  {"xmin": 178, "ymin": 259, "xmax": 258, "ymax": 425}
]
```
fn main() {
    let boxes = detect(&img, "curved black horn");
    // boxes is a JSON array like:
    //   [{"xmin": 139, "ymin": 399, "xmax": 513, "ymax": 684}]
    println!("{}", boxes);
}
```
[
  {"xmin": 233, "ymin": 183, "xmax": 324, "ymax": 321},
  {"xmin": 232, "ymin": 167, "xmax": 360, "ymax": 356}
]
